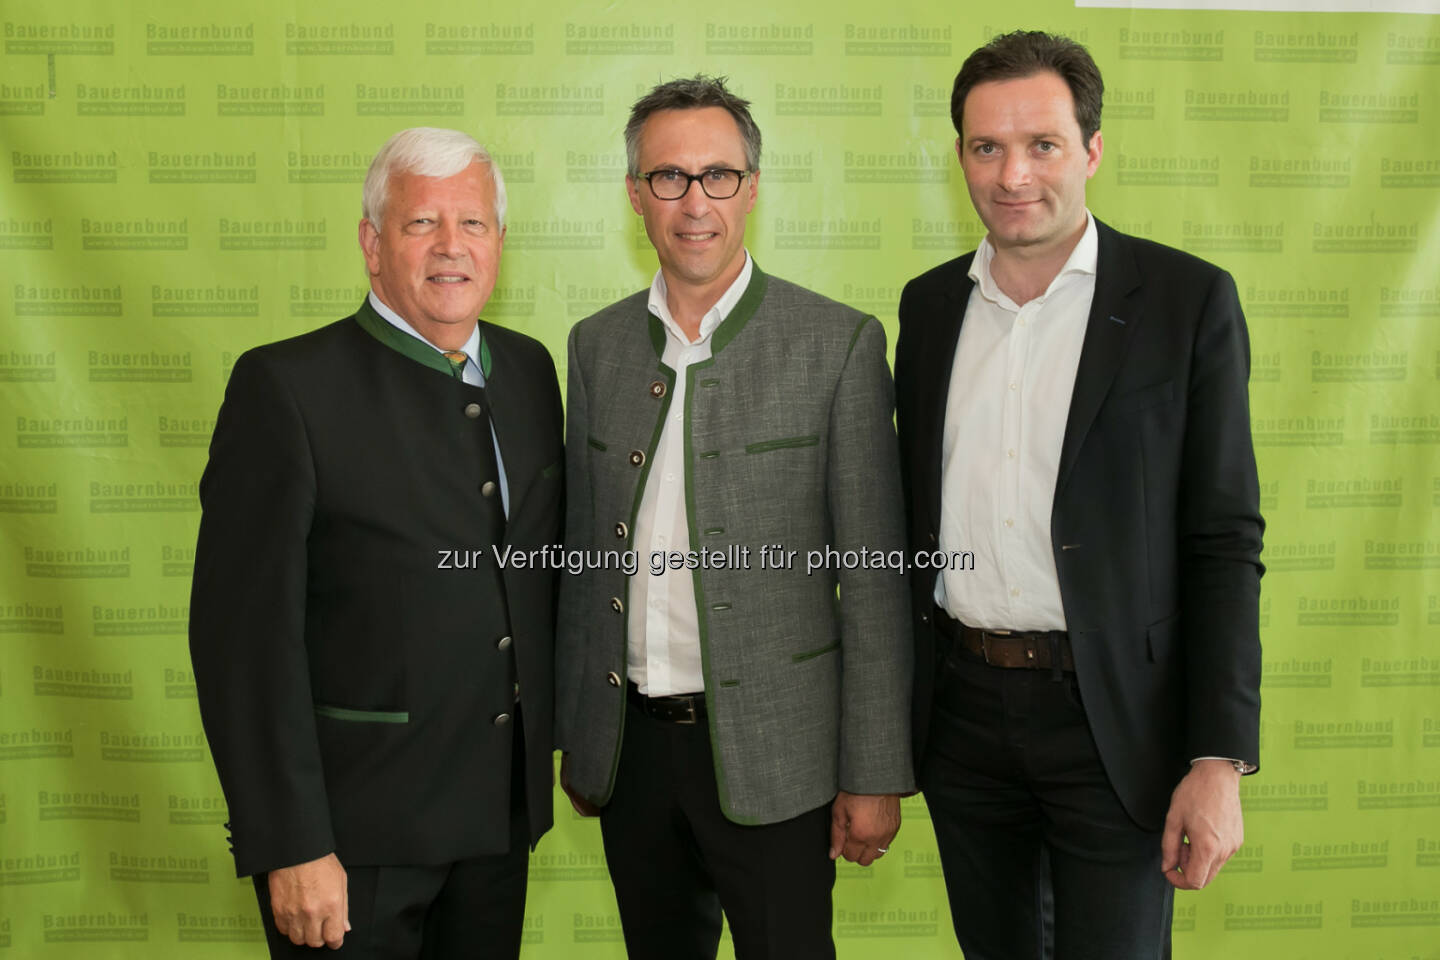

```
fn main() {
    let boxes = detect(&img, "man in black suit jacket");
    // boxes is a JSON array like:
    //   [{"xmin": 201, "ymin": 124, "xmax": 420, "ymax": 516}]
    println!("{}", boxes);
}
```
[
  {"xmin": 189, "ymin": 127, "xmax": 562, "ymax": 958},
  {"xmin": 895, "ymin": 32, "xmax": 1263, "ymax": 958}
]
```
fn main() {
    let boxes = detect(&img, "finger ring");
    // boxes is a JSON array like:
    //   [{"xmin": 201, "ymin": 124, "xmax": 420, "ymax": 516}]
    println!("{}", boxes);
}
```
[{"xmin": 876, "ymin": 847, "xmax": 888, "ymax": 854}]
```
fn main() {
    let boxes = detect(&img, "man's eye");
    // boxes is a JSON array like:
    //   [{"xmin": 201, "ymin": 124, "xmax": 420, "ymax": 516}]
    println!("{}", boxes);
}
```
[
  {"xmin": 703, "ymin": 169, "xmax": 730, "ymax": 182},
  {"xmin": 1036, "ymin": 142, "xmax": 1056, "ymax": 153},
  {"xmin": 654, "ymin": 170, "xmax": 684, "ymax": 183},
  {"xmin": 976, "ymin": 144, "xmax": 996, "ymax": 155}
]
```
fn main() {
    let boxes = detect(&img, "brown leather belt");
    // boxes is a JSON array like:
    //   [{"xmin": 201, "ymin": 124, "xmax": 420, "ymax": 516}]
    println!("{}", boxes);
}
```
[
  {"xmin": 934, "ymin": 606, "xmax": 1075, "ymax": 672},
  {"xmin": 627, "ymin": 681, "xmax": 706, "ymax": 724}
]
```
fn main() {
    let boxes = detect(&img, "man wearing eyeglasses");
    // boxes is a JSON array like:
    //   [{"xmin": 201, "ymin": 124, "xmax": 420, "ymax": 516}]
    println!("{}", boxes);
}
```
[{"xmin": 555, "ymin": 75, "xmax": 913, "ymax": 959}]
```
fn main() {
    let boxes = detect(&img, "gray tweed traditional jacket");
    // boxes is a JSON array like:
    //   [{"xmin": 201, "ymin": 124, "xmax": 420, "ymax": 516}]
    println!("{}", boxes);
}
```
[{"xmin": 556, "ymin": 265, "xmax": 914, "ymax": 825}]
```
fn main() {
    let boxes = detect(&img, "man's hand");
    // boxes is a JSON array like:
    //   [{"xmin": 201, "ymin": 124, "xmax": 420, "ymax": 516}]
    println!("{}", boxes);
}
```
[
  {"xmin": 829, "ymin": 791, "xmax": 901, "ymax": 866},
  {"xmin": 268, "ymin": 852, "xmax": 349, "ymax": 949},
  {"xmin": 560, "ymin": 752, "xmax": 600, "ymax": 817},
  {"xmin": 1161, "ymin": 759, "xmax": 1244, "ymax": 890}
]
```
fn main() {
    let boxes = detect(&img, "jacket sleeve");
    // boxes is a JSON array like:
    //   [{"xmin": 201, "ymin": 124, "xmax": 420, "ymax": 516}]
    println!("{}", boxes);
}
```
[
  {"xmin": 188, "ymin": 350, "xmax": 335, "ymax": 876},
  {"xmin": 1178, "ymin": 270, "xmax": 1265, "ymax": 770},
  {"xmin": 828, "ymin": 316, "xmax": 916, "ymax": 794},
  {"xmin": 553, "ymin": 324, "xmax": 592, "ymax": 752}
]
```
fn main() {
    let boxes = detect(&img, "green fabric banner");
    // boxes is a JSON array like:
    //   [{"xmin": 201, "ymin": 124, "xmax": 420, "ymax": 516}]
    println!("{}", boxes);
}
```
[{"xmin": 1, "ymin": 0, "xmax": 1436, "ymax": 955}]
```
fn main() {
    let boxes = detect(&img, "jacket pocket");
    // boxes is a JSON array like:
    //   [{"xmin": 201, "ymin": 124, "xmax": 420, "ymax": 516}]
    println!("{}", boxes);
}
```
[
  {"xmin": 792, "ymin": 639, "xmax": 841, "ymax": 663},
  {"xmin": 314, "ymin": 704, "xmax": 410, "ymax": 724},
  {"xmin": 746, "ymin": 435, "xmax": 819, "ymax": 455}
]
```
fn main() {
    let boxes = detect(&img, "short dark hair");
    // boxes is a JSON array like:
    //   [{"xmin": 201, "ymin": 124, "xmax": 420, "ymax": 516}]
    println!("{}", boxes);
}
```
[
  {"xmin": 950, "ymin": 31, "xmax": 1104, "ymax": 144},
  {"xmin": 625, "ymin": 75, "xmax": 762, "ymax": 177}
]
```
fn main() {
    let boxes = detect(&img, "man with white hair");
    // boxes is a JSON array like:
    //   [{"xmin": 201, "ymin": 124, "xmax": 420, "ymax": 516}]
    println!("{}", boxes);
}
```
[{"xmin": 190, "ymin": 127, "xmax": 563, "ymax": 958}]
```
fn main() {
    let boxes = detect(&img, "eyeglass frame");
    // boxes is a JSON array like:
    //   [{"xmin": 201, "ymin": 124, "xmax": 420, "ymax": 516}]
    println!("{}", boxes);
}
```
[{"xmin": 636, "ymin": 166, "xmax": 753, "ymax": 201}]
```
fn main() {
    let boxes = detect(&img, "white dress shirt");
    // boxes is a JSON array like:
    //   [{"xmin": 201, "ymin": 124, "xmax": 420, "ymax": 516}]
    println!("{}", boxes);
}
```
[
  {"xmin": 368, "ymin": 291, "xmax": 509, "ymax": 516},
  {"xmin": 934, "ymin": 213, "xmax": 1098, "ymax": 631},
  {"xmin": 627, "ymin": 253, "xmax": 753, "ymax": 696}
]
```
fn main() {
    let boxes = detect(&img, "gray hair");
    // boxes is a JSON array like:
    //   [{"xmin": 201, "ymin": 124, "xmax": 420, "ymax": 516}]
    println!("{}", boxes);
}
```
[
  {"xmin": 362, "ymin": 127, "xmax": 508, "ymax": 229},
  {"xmin": 624, "ymin": 75, "xmax": 762, "ymax": 178}
]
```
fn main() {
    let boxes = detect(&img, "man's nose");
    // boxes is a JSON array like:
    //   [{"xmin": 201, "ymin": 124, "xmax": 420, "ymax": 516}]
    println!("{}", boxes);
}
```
[
  {"xmin": 433, "ymin": 221, "xmax": 464, "ymax": 255},
  {"xmin": 678, "ymin": 178, "xmax": 711, "ymax": 216},
  {"xmin": 999, "ymin": 153, "xmax": 1030, "ymax": 191}
]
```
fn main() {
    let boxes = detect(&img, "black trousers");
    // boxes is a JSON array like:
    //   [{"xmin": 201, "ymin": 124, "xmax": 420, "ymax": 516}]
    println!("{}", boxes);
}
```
[
  {"xmin": 599, "ymin": 698, "xmax": 836, "ymax": 960},
  {"xmin": 921, "ymin": 649, "xmax": 1173, "ymax": 960},
  {"xmin": 254, "ymin": 717, "xmax": 529, "ymax": 959}
]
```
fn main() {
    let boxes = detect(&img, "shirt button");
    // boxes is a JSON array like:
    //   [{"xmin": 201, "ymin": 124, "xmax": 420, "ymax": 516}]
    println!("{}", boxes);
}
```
[
  {"xmin": 464, "ymin": 403, "xmax": 482, "ymax": 419},
  {"xmin": 665, "ymin": 473, "xmax": 675, "ymax": 482},
  {"xmin": 1010, "ymin": 587, "xmax": 1021, "ymax": 597},
  {"xmin": 1004, "ymin": 518, "xmax": 1014, "ymax": 527},
  {"xmin": 481, "ymin": 481, "xmax": 497, "ymax": 497},
  {"xmin": 1007, "ymin": 449, "xmax": 1016, "ymax": 459},
  {"xmin": 1009, "ymin": 382, "xmax": 1017, "ymax": 391},
  {"xmin": 496, "ymin": 635, "xmax": 513, "ymax": 650}
]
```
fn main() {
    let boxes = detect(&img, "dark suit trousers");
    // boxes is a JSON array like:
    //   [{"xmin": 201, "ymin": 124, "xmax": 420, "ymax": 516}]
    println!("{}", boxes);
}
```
[
  {"xmin": 599, "ymin": 698, "xmax": 836, "ymax": 960},
  {"xmin": 921, "ymin": 647, "xmax": 1173, "ymax": 960},
  {"xmin": 254, "ymin": 715, "xmax": 529, "ymax": 959}
]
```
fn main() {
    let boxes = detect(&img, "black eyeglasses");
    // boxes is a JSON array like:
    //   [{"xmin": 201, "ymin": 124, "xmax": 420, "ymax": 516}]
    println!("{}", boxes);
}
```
[{"xmin": 638, "ymin": 167, "xmax": 750, "ymax": 200}]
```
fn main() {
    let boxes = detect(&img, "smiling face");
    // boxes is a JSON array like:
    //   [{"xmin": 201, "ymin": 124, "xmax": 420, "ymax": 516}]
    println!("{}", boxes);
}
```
[
  {"xmin": 359, "ymin": 161, "xmax": 504, "ymax": 350},
  {"xmin": 626, "ymin": 107, "xmax": 757, "ymax": 299},
  {"xmin": 957, "ymin": 70, "xmax": 1102, "ymax": 260}
]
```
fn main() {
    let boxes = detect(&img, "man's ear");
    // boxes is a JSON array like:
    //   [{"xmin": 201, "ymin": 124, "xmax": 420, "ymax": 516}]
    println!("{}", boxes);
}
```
[
  {"xmin": 626, "ymin": 175, "xmax": 644, "ymax": 216},
  {"xmin": 1084, "ymin": 130, "xmax": 1103, "ymax": 179},
  {"xmin": 358, "ymin": 218, "xmax": 381, "ymax": 276}
]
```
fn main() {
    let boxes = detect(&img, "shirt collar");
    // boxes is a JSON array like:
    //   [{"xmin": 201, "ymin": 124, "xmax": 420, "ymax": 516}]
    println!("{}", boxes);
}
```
[
  {"xmin": 647, "ymin": 250, "xmax": 753, "ymax": 346},
  {"xmin": 368, "ymin": 290, "xmax": 482, "ymax": 373},
  {"xmin": 969, "ymin": 210, "xmax": 1097, "ymax": 309}
]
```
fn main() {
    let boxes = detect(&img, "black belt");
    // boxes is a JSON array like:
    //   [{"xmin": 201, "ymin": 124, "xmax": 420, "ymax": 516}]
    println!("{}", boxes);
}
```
[
  {"xmin": 627, "ymin": 680, "xmax": 706, "ymax": 724},
  {"xmin": 934, "ymin": 606, "xmax": 1075, "ymax": 672}
]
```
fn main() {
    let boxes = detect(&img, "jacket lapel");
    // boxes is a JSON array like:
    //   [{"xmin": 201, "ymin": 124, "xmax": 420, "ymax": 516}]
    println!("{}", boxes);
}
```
[
  {"xmin": 1055, "ymin": 220, "xmax": 1143, "ymax": 496},
  {"xmin": 922, "ymin": 258, "xmax": 975, "ymax": 530},
  {"xmin": 478, "ymin": 324, "xmax": 541, "ymax": 525}
]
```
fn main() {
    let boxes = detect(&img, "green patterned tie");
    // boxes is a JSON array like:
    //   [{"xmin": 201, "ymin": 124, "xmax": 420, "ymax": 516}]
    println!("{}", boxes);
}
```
[{"xmin": 442, "ymin": 350, "xmax": 467, "ymax": 380}]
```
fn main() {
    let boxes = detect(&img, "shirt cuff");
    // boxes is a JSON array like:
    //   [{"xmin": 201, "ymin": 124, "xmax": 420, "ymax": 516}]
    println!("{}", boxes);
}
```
[{"xmin": 1190, "ymin": 756, "xmax": 1256, "ymax": 774}]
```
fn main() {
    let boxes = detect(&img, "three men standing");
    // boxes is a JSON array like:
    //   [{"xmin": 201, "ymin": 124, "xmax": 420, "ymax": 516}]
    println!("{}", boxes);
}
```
[
  {"xmin": 190, "ymin": 128, "xmax": 563, "ymax": 957},
  {"xmin": 556, "ymin": 77, "xmax": 913, "ymax": 959},
  {"xmin": 897, "ymin": 31, "xmax": 1264, "ymax": 958},
  {"xmin": 188, "ymin": 36, "xmax": 1263, "ymax": 959}
]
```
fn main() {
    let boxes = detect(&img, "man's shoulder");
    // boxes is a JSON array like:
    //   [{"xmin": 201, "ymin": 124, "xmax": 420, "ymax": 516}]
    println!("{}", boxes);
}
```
[
  {"xmin": 574, "ymin": 289, "xmax": 650, "ymax": 333},
  {"xmin": 757, "ymin": 272, "xmax": 871, "ymax": 325},
  {"xmin": 901, "ymin": 253, "xmax": 976, "ymax": 300},
  {"xmin": 234, "ymin": 312, "xmax": 367, "ymax": 377},
  {"xmin": 479, "ymin": 319, "xmax": 556, "ymax": 372},
  {"xmin": 1100, "ymin": 220, "xmax": 1227, "ymax": 285}
]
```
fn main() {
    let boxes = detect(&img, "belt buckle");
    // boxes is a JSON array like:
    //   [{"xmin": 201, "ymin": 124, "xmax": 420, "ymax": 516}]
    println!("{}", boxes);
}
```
[
  {"xmin": 980, "ymin": 629, "xmax": 1008, "ymax": 665},
  {"xmin": 651, "ymin": 695, "xmax": 698, "ymax": 724}
]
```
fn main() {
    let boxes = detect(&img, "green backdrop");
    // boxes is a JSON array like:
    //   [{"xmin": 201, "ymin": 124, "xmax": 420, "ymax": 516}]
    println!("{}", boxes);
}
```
[{"xmin": 1, "ymin": 0, "xmax": 1437, "ymax": 956}]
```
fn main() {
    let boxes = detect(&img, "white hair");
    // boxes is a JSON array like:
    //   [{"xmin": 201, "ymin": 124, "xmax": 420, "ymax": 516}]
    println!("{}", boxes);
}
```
[{"xmin": 361, "ymin": 127, "xmax": 508, "ymax": 230}]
